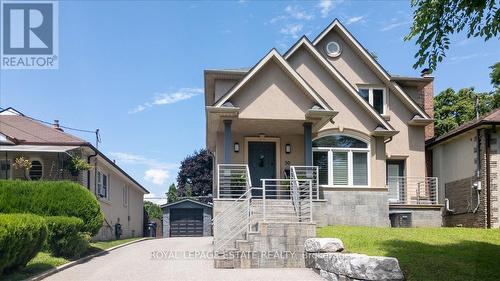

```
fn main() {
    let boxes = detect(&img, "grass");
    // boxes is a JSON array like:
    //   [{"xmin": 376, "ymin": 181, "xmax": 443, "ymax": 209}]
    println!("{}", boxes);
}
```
[
  {"xmin": 317, "ymin": 226, "xmax": 500, "ymax": 281},
  {"xmin": 1, "ymin": 237, "xmax": 142, "ymax": 281}
]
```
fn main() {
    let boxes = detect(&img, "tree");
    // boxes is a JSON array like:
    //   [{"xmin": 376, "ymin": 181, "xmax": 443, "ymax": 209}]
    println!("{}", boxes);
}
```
[
  {"xmin": 406, "ymin": 0, "xmax": 499, "ymax": 71},
  {"xmin": 166, "ymin": 183, "xmax": 178, "ymax": 203},
  {"xmin": 144, "ymin": 201, "xmax": 162, "ymax": 220},
  {"xmin": 434, "ymin": 87, "xmax": 499, "ymax": 136},
  {"xmin": 491, "ymin": 62, "xmax": 500, "ymax": 88},
  {"xmin": 176, "ymin": 149, "xmax": 213, "ymax": 200}
]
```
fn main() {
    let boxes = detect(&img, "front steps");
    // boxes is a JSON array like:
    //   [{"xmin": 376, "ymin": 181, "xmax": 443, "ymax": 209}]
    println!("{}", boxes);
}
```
[{"xmin": 214, "ymin": 221, "xmax": 316, "ymax": 268}]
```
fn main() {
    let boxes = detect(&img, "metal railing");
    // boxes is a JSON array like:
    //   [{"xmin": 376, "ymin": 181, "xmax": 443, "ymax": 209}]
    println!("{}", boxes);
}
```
[
  {"xmin": 290, "ymin": 166, "xmax": 319, "ymax": 200},
  {"xmin": 213, "ymin": 187, "xmax": 262, "ymax": 252},
  {"xmin": 261, "ymin": 179, "xmax": 313, "ymax": 222},
  {"xmin": 387, "ymin": 176, "xmax": 439, "ymax": 205},
  {"xmin": 217, "ymin": 164, "xmax": 252, "ymax": 199}
]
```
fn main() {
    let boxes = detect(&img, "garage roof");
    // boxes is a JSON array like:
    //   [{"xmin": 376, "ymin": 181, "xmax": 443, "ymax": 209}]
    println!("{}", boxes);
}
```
[{"xmin": 160, "ymin": 198, "xmax": 213, "ymax": 209}]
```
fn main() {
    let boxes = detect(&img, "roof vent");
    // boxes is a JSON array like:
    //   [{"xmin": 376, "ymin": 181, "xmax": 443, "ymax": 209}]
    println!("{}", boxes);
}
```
[{"xmin": 53, "ymin": 120, "xmax": 64, "ymax": 132}]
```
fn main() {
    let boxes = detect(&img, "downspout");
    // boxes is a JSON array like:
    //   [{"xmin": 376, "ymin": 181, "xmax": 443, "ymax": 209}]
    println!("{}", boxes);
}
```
[
  {"xmin": 485, "ymin": 128, "xmax": 491, "ymax": 228},
  {"xmin": 472, "ymin": 129, "xmax": 482, "ymax": 213},
  {"xmin": 87, "ymin": 148, "xmax": 98, "ymax": 191}
]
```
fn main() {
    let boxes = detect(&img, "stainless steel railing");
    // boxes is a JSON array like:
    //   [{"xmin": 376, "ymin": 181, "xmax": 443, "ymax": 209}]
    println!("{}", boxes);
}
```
[{"xmin": 387, "ymin": 176, "xmax": 439, "ymax": 205}]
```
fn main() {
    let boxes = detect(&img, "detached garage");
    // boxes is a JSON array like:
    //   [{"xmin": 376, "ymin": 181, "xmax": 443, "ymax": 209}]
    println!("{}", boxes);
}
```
[{"xmin": 161, "ymin": 199, "xmax": 212, "ymax": 237}]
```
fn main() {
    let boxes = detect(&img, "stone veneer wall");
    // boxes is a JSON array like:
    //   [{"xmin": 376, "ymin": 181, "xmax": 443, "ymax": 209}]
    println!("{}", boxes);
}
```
[{"xmin": 317, "ymin": 190, "xmax": 390, "ymax": 227}]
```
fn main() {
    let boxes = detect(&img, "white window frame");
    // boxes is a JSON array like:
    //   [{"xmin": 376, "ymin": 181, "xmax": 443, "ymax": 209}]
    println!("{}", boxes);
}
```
[
  {"xmin": 312, "ymin": 134, "xmax": 371, "ymax": 188},
  {"xmin": 26, "ymin": 158, "xmax": 44, "ymax": 181},
  {"xmin": 358, "ymin": 86, "xmax": 386, "ymax": 115},
  {"xmin": 97, "ymin": 170, "xmax": 109, "ymax": 200}
]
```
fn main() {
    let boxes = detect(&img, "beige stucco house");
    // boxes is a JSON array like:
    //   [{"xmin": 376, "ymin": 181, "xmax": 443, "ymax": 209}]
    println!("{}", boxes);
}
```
[
  {"xmin": 206, "ymin": 20, "xmax": 442, "ymax": 229},
  {"xmin": 427, "ymin": 109, "xmax": 500, "ymax": 228},
  {"xmin": 0, "ymin": 107, "xmax": 149, "ymax": 240}
]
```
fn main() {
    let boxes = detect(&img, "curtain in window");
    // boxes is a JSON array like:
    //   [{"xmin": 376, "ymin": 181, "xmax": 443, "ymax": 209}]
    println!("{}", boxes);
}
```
[
  {"xmin": 332, "ymin": 152, "xmax": 348, "ymax": 185},
  {"xmin": 373, "ymin": 89, "xmax": 384, "ymax": 114},
  {"xmin": 353, "ymin": 152, "xmax": 368, "ymax": 185},
  {"xmin": 313, "ymin": 151, "xmax": 328, "ymax": 185}
]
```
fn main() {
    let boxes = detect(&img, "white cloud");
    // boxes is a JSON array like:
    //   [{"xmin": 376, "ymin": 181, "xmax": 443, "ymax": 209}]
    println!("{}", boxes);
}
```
[
  {"xmin": 285, "ymin": 5, "xmax": 314, "ymax": 20},
  {"xmin": 109, "ymin": 152, "xmax": 178, "ymax": 170},
  {"xmin": 346, "ymin": 16, "xmax": 365, "ymax": 25},
  {"xmin": 380, "ymin": 20, "xmax": 410, "ymax": 32},
  {"xmin": 144, "ymin": 169, "xmax": 170, "ymax": 185},
  {"xmin": 317, "ymin": 0, "xmax": 337, "ymax": 18},
  {"xmin": 280, "ymin": 23, "xmax": 303, "ymax": 39},
  {"xmin": 129, "ymin": 87, "xmax": 202, "ymax": 113}
]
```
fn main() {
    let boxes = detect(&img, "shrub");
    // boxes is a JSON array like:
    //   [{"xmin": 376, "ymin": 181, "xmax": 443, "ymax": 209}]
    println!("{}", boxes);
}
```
[
  {"xmin": 44, "ymin": 216, "xmax": 89, "ymax": 259},
  {"xmin": 0, "ymin": 214, "xmax": 48, "ymax": 275},
  {"xmin": 0, "ymin": 180, "xmax": 103, "ymax": 235}
]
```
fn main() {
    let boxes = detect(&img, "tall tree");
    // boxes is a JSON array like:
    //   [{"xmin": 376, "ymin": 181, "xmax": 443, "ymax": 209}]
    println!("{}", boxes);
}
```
[
  {"xmin": 166, "ymin": 183, "xmax": 178, "ymax": 203},
  {"xmin": 491, "ymin": 62, "xmax": 500, "ymax": 88},
  {"xmin": 176, "ymin": 149, "xmax": 213, "ymax": 199},
  {"xmin": 406, "ymin": 0, "xmax": 499, "ymax": 71},
  {"xmin": 434, "ymin": 87, "xmax": 499, "ymax": 136},
  {"xmin": 144, "ymin": 201, "xmax": 162, "ymax": 221}
]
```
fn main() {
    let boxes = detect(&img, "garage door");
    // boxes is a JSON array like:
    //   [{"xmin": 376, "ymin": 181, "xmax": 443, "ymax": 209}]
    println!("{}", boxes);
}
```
[{"xmin": 170, "ymin": 208, "xmax": 204, "ymax": 237}]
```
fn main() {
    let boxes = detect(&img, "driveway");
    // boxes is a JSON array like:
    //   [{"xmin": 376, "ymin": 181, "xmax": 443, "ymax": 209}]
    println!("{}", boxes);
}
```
[{"xmin": 45, "ymin": 237, "xmax": 323, "ymax": 281}]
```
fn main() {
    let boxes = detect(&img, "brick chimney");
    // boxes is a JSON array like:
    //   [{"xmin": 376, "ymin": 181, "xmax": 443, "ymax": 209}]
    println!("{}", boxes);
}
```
[
  {"xmin": 421, "ymin": 69, "xmax": 434, "ymax": 140},
  {"xmin": 53, "ymin": 120, "xmax": 64, "ymax": 132}
]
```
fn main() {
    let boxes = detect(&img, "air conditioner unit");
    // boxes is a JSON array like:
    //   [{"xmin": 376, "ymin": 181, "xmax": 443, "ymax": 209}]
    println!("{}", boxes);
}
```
[{"xmin": 390, "ymin": 213, "xmax": 412, "ymax": 228}]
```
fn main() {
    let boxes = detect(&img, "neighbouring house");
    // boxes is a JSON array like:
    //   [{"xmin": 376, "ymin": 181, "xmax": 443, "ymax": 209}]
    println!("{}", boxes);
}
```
[
  {"xmin": 0, "ymin": 107, "xmax": 149, "ymax": 240},
  {"xmin": 427, "ymin": 109, "xmax": 500, "ymax": 228},
  {"xmin": 161, "ymin": 198, "xmax": 213, "ymax": 237},
  {"xmin": 206, "ymin": 20, "xmax": 442, "ymax": 268}
]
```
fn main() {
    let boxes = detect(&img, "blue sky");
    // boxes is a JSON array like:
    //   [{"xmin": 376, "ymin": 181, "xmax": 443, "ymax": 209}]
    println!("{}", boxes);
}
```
[{"xmin": 1, "ymin": 0, "xmax": 499, "ymax": 202}]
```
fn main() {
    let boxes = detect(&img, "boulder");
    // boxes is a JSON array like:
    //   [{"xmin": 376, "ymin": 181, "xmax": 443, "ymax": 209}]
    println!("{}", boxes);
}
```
[
  {"xmin": 311, "ymin": 253, "xmax": 404, "ymax": 281},
  {"xmin": 304, "ymin": 238, "xmax": 344, "ymax": 253}
]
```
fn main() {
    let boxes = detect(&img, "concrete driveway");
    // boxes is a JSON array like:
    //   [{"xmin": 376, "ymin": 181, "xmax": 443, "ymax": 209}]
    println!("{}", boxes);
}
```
[{"xmin": 44, "ymin": 237, "xmax": 323, "ymax": 281}]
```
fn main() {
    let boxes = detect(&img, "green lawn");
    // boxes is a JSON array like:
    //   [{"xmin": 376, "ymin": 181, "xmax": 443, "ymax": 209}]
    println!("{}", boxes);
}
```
[
  {"xmin": 317, "ymin": 226, "xmax": 500, "ymax": 281},
  {"xmin": 2, "ymin": 237, "xmax": 142, "ymax": 281}
]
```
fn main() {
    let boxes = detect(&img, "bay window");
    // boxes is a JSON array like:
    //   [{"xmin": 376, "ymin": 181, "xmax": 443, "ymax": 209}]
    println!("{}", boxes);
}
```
[
  {"xmin": 312, "ymin": 135, "xmax": 370, "ymax": 187},
  {"xmin": 358, "ymin": 87, "xmax": 386, "ymax": 115}
]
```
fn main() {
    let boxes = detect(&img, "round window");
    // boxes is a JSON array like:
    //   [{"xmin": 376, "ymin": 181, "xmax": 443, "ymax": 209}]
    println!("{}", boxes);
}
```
[
  {"xmin": 28, "ymin": 160, "xmax": 43, "ymax": 180},
  {"xmin": 326, "ymin": 41, "xmax": 341, "ymax": 57}
]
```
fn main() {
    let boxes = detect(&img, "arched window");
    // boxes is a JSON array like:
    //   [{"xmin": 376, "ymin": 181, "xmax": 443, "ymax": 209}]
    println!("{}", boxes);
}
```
[
  {"xmin": 312, "ymin": 135, "xmax": 369, "ymax": 187},
  {"xmin": 28, "ymin": 160, "xmax": 43, "ymax": 181}
]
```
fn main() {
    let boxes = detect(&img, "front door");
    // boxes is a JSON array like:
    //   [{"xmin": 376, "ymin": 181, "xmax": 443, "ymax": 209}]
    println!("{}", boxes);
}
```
[
  {"xmin": 387, "ymin": 160, "xmax": 405, "ymax": 202},
  {"xmin": 248, "ymin": 141, "xmax": 276, "ymax": 189}
]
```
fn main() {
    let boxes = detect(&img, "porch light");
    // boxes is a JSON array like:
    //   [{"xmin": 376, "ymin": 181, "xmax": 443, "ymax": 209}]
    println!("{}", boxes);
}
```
[
  {"xmin": 285, "ymin": 144, "xmax": 291, "ymax": 154},
  {"xmin": 234, "ymin": 143, "xmax": 240, "ymax": 153}
]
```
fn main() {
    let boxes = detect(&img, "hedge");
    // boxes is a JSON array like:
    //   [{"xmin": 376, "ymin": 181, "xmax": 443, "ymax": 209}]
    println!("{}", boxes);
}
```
[
  {"xmin": 0, "ymin": 180, "xmax": 104, "ymax": 236},
  {"xmin": 0, "ymin": 214, "xmax": 48, "ymax": 275},
  {"xmin": 44, "ymin": 216, "xmax": 90, "ymax": 258}
]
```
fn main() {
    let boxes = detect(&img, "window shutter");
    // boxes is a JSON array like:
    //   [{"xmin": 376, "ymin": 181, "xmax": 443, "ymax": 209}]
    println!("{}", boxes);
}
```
[
  {"xmin": 332, "ymin": 152, "xmax": 348, "ymax": 185},
  {"xmin": 353, "ymin": 152, "xmax": 368, "ymax": 185}
]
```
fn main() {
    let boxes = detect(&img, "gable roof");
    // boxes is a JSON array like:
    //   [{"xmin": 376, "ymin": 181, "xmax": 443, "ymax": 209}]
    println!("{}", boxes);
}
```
[
  {"xmin": 0, "ymin": 115, "xmax": 89, "ymax": 146},
  {"xmin": 160, "ymin": 198, "xmax": 213, "ymax": 209},
  {"xmin": 312, "ymin": 19, "xmax": 431, "ymax": 120},
  {"xmin": 0, "ymin": 110, "xmax": 149, "ymax": 194},
  {"xmin": 284, "ymin": 36, "xmax": 395, "ymax": 131},
  {"xmin": 427, "ymin": 108, "xmax": 500, "ymax": 147},
  {"xmin": 214, "ymin": 49, "xmax": 332, "ymax": 110}
]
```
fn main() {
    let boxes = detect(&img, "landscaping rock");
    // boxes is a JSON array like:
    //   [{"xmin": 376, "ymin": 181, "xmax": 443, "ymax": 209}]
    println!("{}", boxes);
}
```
[
  {"xmin": 311, "ymin": 253, "xmax": 404, "ymax": 281},
  {"xmin": 304, "ymin": 238, "xmax": 344, "ymax": 253}
]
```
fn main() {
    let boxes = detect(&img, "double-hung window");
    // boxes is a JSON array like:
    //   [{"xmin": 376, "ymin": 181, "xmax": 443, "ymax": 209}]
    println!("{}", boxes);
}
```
[
  {"xmin": 312, "ymin": 135, "xmax": 370, "ymax": 187},
  {"xmin": 358, "ymin": 87, "xmax": 386, "ymax": 115},
  {"xmin": 97, "ymin": 171, "xmax": 109, "ymax": 199}
]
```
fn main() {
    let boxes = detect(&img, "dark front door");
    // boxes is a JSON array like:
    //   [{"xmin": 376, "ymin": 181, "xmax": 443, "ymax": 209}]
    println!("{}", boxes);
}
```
[
  {"xmin": 170, "ymin": 208, "xmax": 203, "ymax": 237},
  {"xmin": 248, "ymin": 141, "xmax": 276, "ymax": 189}
]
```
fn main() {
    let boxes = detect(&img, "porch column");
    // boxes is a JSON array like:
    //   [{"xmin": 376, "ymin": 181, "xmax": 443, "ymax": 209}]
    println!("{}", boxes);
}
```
[
  {"xmin": 223, "ymin": 120, "xmax": 232, "ymax": 164},
  {"xmin": 304, "ymin": 122, "xmax": 312, "ymax": 166}
]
